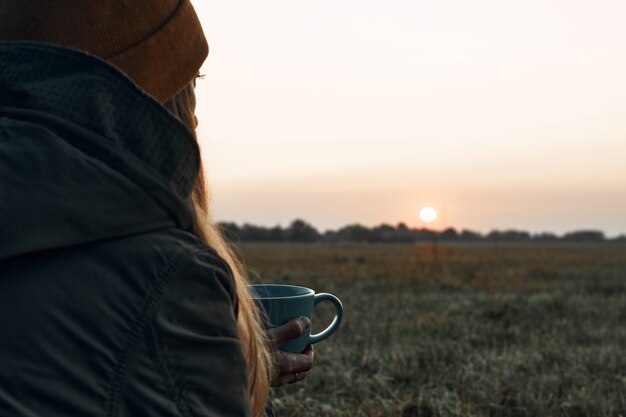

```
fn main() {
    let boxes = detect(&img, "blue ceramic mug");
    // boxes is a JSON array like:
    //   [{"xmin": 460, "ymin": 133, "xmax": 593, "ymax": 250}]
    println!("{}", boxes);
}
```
[{"xmin": 248, "ymin": 284, "xmax": 343, "ymax": 353}]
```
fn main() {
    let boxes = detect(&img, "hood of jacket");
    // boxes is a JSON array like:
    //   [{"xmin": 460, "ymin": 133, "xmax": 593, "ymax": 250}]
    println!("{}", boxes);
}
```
[{"xmin": 0, "ymin": 42, "xmax": 201, "ymax": 261}]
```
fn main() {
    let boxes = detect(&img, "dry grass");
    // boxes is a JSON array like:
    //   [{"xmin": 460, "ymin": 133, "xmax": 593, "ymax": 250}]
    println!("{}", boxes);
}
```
[{"xmin": 239, "ymin": 243, "xmax": 626, "ymax": 417}]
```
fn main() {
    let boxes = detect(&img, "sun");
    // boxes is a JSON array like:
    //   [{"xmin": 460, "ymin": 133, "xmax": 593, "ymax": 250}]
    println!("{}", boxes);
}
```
[{"xmin": 419, "ymin": 206, "xmax": 438, "ymax": 223}]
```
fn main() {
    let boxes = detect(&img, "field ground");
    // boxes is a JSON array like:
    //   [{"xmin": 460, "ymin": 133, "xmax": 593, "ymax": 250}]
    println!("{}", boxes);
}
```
[{"xmin": 238, "ymin": 243, "xmax": 626, "ymax": 417}]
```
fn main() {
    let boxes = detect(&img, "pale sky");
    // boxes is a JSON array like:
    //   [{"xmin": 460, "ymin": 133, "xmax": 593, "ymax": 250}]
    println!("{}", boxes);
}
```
[{"xmin": 191, "ymin": 0, "xmax": 626, "ymax": 236}]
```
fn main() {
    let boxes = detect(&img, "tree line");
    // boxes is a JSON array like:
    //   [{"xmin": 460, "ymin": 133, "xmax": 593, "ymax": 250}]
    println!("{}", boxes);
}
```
[{"xmin": 218, "ymin": 219, "xmax": 625, "ymax": 244}]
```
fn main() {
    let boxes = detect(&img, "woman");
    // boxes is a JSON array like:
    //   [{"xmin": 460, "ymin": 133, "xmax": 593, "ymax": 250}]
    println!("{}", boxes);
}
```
[{"xmin": 0, "ymin": 1, "xmax": 313, "ymax": 416}]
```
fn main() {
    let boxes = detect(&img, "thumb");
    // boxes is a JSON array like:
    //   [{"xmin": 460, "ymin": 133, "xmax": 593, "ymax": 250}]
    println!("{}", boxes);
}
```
[{"xmin": 267, "ymin": 317, "xmax": 310, "ymax": 348}]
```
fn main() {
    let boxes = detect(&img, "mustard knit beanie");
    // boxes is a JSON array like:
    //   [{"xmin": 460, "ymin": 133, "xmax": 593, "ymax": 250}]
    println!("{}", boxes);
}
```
[{"xmin": 0, "ymin": 0, "xmax": 208, "ymax": 103}]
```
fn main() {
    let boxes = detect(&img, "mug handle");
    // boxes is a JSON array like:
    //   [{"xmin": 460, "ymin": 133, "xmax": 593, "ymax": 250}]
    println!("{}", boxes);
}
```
[{"xmin": 309, "ymin": 293, "xmax": 343, "ymax": 345}]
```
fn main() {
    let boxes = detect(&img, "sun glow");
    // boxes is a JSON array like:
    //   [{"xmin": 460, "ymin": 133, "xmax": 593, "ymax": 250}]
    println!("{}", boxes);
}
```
[{"xmin": 419, "ymin": 206, "xmax": 438, "ymax": 223}]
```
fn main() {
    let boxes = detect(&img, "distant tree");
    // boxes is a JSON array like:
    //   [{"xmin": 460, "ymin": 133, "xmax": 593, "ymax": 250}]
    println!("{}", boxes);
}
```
[
  {"xmin": 286, "ymin": 219, "xmax": 319, "ymax": 242},
  {"xmin": 240, "ymin": 223, "xmax": 270, "ymax": 241},
  {"xmin": 488, "ymin": 229, "xmax": 531, "ymax": 242},
  {"xmin": 370, "ymin": 224, "xmax": 396, "ymax": 242},
  {"xmin": 395, "ymin": 222, "xmax": 415, "ymax": 242},
  {"xmin": 335, "ymin": 224, "xmax": 371, "ymax": 243},
  {"xmin": 533, "ymin": 232, "xmax": 559, "ymax": 242},
  {"xmin": 459, "ymin": 229, "xmax": 482, "ymax": 242},
  {"xmin": 414, "ymin": 227, "xmax": 436, "ymax": 241},
  {"xmin": 440, "ymin": 227, "xmax": 459, "ymax": 241},
  {"xmin": 486, "ymin": 230, "xmax": 499, "ymax": 244},
  {"xmin": 219, "ymin": 219, "xmax": 614, "ymax": 245},
  {"xmin": 562, "ymin": 230, "xmax": 605, "ymax": 242},
  {"xmin": 322, "ymin": 230, "xmax": 338, "ymax": 242},
  {"xmin": 268, "ymin": 225, "xmax": 285, "ymax": 242},
  {"xmin": 509, "ymin": 230, "xmax": 531, "ymax": 241},
  {"xmin": 218, "ymin": 221, "xmax": 240, "ymax": 242},
  {"xmin": 396, "ymin": 222, "xmax": 409, "ymax": 231}
]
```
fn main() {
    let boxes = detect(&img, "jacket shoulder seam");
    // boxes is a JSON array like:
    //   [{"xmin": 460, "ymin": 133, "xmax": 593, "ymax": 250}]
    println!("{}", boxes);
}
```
[
  {"xmin": 146, "ymin": 319, "xmax": 194, "ymax": 417},
  {"xmin": 146, "ymin": 245, "xmax": 236, "ymax": 417},
  {"xmin": 105, "ymin": 247, "xmax": 191, "ymax": 417}
]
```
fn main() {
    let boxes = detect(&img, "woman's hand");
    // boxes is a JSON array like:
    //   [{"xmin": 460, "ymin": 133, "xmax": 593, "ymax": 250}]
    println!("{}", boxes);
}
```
[{"xmin": 266, "ymin": 317, "xmax": 315, "ymax": 387}]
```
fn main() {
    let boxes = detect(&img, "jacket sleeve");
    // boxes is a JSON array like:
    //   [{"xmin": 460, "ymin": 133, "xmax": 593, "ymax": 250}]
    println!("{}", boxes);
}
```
[{"xmin": 151, "ymin": 248, "xmax": 252, "ymax": 417}]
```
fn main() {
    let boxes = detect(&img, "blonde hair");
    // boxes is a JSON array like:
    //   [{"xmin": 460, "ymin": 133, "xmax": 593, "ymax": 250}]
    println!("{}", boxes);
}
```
[{"xmin": 165, "ymin": 85, "xmax": 271, "ymax": 417}]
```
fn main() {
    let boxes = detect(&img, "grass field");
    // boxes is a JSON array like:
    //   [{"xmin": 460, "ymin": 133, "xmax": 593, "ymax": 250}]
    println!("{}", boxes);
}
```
[{"xmin": 239, "ymin": 243, "xmax": 626, "ymax": 417}]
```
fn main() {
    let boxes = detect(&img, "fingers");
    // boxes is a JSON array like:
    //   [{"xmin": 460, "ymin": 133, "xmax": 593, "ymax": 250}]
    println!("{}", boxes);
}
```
[
  {"xmin": 302, "ymin": 344, "xmax": 314, "ymax": 360},
  {"xmin": 270, "ymin": 345, "xmax": 315, "ymax": 388},
  {"xmin": 272, "ymin": 356, "xmax": 310, "ymax": 387},
  {"xmin": 275, "ymin": 349, "xmax": 314, "ymax": 375},
  {"xmin": 266, "ymin": 317, "xmax": 310, "ymax": 349},
  {"xmin": 274, "ymin": 371, "xmax": 307, "ymax": 387},
  {"xmin": 289, "ymin": 372, "xmax": 307, "ymax": 384},
  {"xmin": 265, "ymin": 318, "xmax": 315, "ymax": 388}
]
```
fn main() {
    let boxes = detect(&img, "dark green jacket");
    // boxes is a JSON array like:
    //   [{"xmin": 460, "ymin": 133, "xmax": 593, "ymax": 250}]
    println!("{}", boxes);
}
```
[{"xmin": 0, "ymin": 42, "xmax": 251, "ymax": 417}]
